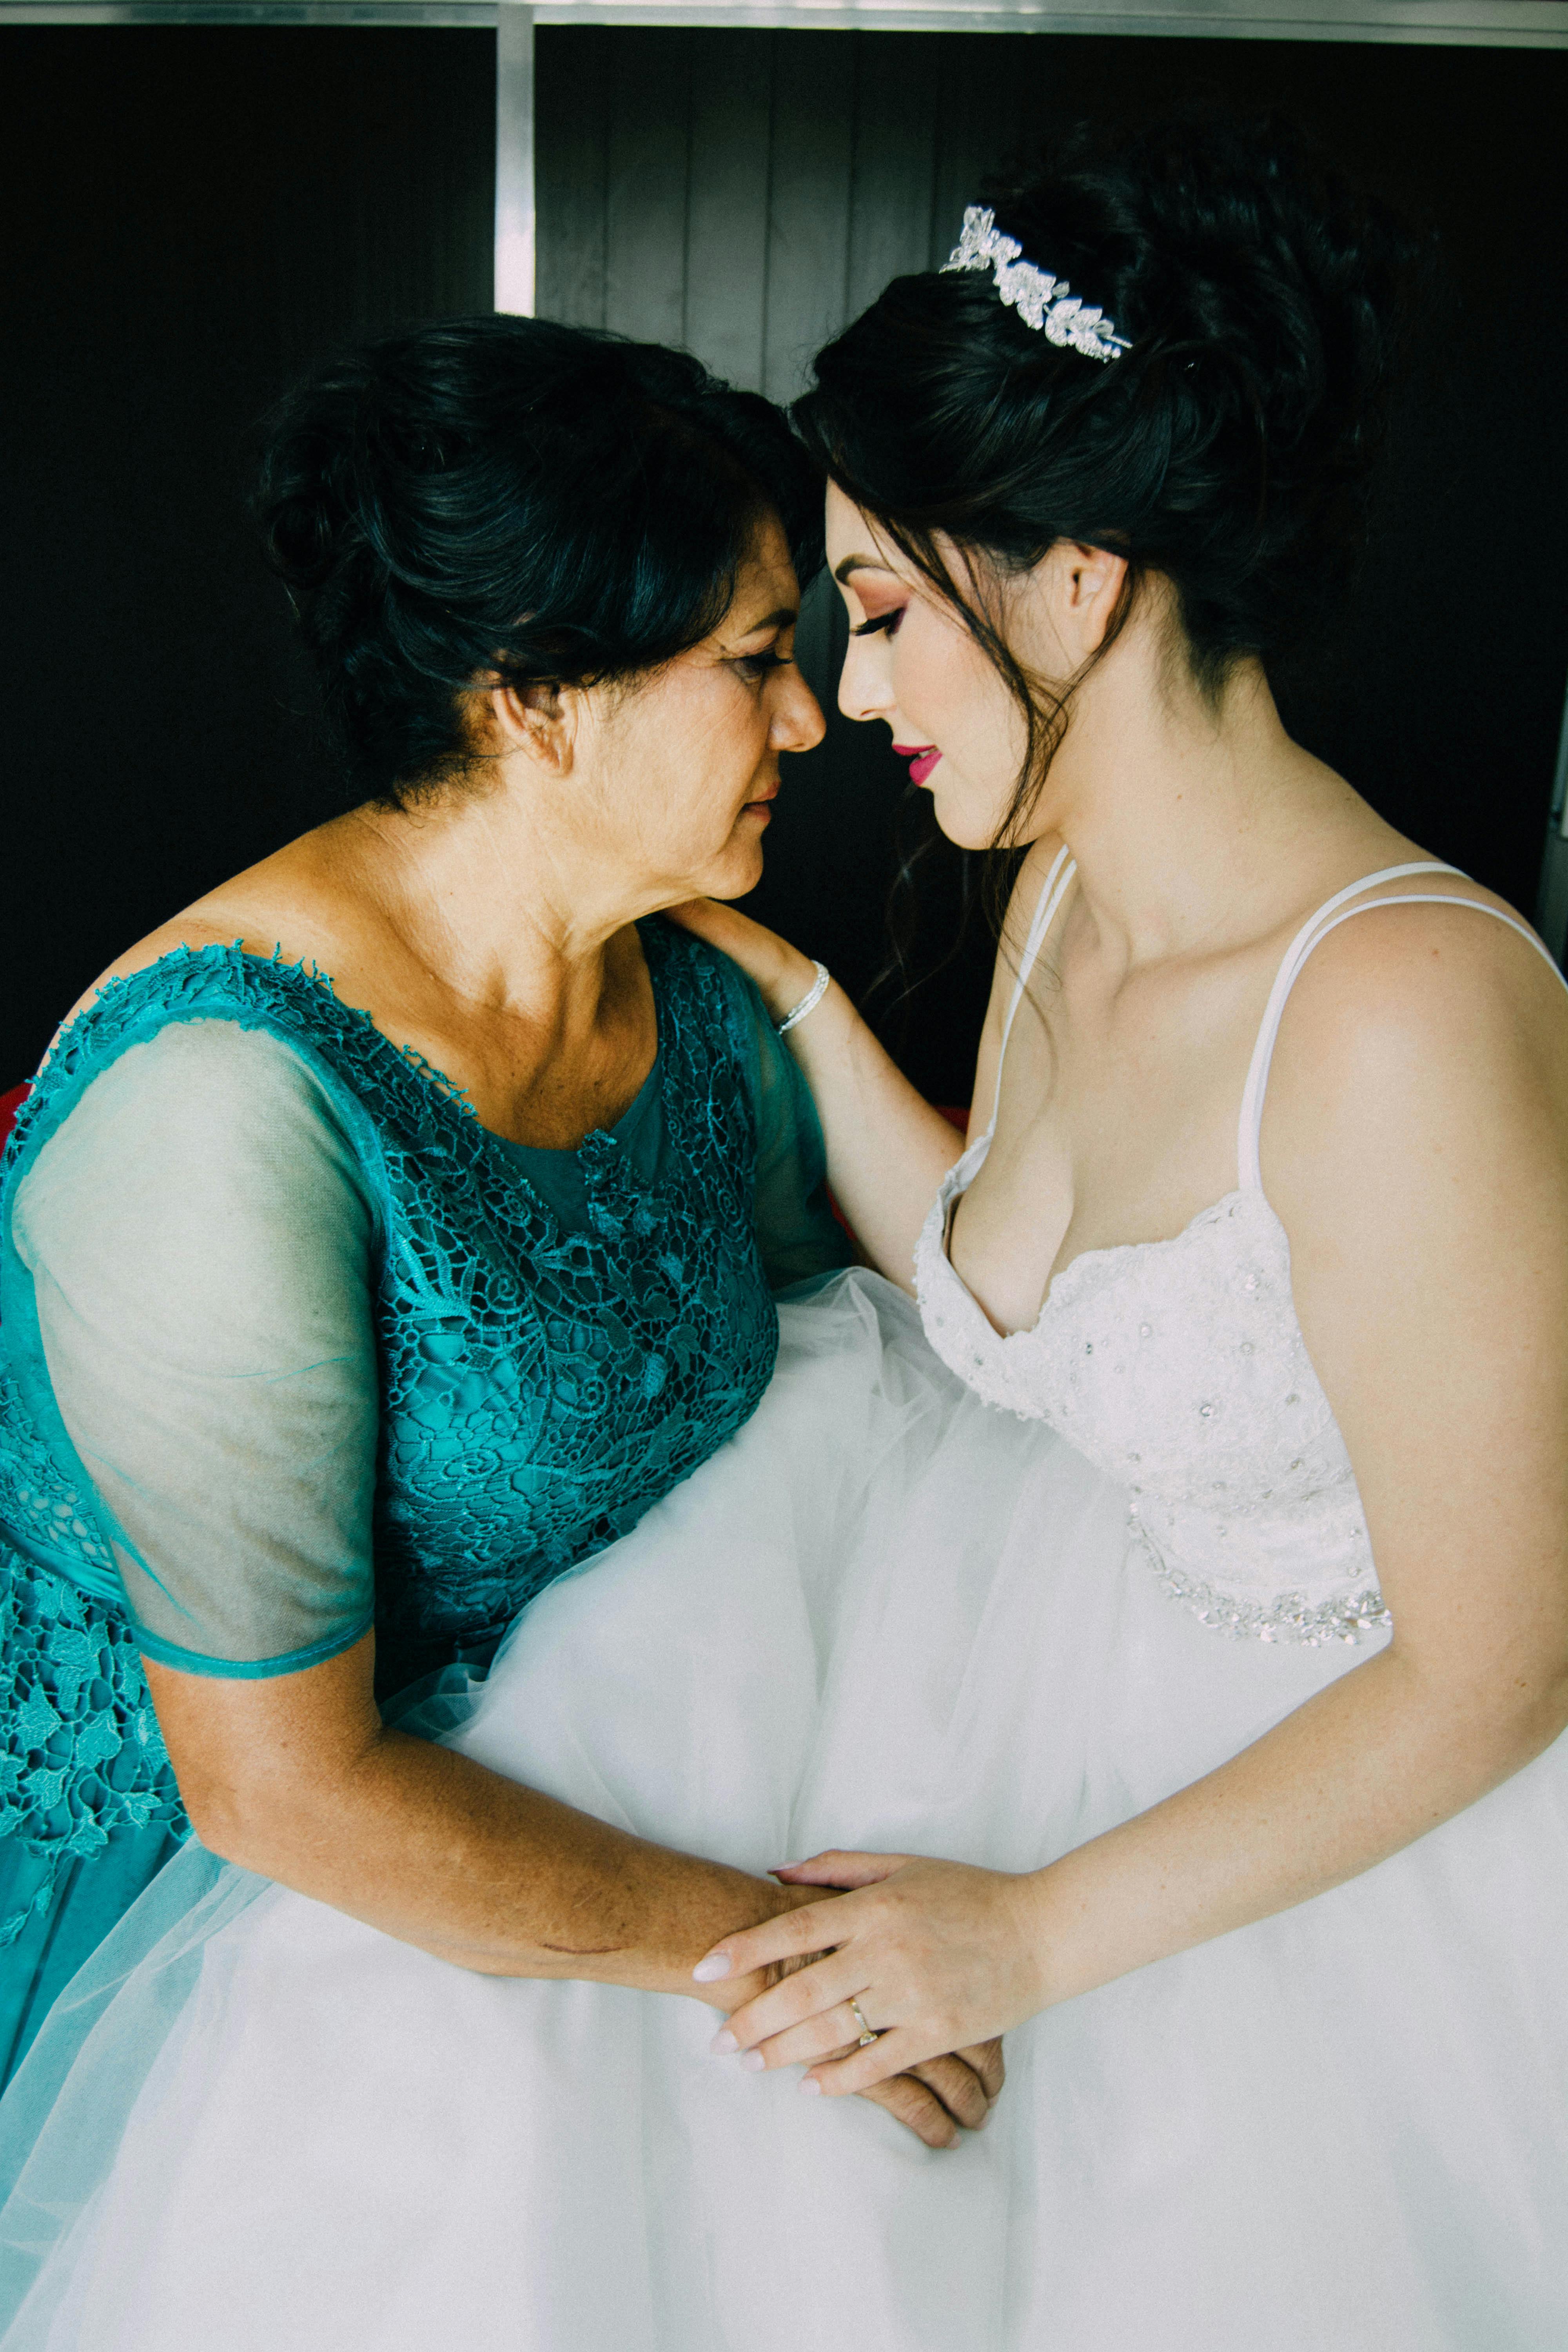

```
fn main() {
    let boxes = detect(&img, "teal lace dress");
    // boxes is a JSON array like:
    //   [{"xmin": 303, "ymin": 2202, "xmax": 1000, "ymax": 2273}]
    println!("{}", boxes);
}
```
[{"xmin": 0, "ymin": 918, "xmax": 849, "ymax": 2085}]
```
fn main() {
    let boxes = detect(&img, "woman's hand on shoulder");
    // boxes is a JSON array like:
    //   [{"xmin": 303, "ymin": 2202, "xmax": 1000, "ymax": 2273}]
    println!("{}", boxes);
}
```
[{"xmin": 665, "ymin": 899, "xmax": 819, "ymax": 1027}]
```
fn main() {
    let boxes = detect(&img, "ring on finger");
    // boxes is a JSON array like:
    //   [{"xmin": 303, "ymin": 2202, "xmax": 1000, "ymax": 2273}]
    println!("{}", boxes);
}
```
[{"xmin": 849, "ymin": 1998, "xmax": 879, "ymax": 2049}]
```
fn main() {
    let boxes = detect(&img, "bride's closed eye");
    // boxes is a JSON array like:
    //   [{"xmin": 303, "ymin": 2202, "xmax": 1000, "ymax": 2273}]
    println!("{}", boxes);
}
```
[{"xmin": 851, "ymin": 610, "xmax": 904, "ymax": 640}]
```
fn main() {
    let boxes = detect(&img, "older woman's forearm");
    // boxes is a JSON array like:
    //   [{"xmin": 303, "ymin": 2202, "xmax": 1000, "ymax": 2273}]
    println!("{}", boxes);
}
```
[
  {"xmin": 146, "ymin": 1637, "xmax": 813, "ymax": 2000},
  {"xmin": 334, "ymin": 1731, "xmax": 808, "ymax": 1993}
]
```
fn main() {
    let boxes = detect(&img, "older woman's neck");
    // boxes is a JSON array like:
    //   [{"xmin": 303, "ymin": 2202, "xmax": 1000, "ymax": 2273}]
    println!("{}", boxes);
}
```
[{"xmin": 336, "ymin": 786, "xmax": 661, "ymax": 1024}]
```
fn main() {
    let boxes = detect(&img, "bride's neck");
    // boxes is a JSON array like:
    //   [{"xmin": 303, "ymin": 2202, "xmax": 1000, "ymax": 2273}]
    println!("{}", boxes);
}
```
[{"xmin": 1043, "ymin": 656, "xmax": 1362, "ymax": 973}]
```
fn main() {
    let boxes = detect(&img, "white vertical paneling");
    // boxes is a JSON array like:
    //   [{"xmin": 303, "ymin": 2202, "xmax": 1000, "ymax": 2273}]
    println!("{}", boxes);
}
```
[
  {"xmin": 684, "ymin": 29, "xmax": 773, "ymax": 390},
  {"xmin": 762, "ymin": 33, "xmax": 854, "ymax": 404},
  {"xmin": 604, "ymin": 27, "xmax": 690, "ymax": 346},
  {"xmin": 494, "ymin": 2, "xmax": 536, "ymax": 313}
]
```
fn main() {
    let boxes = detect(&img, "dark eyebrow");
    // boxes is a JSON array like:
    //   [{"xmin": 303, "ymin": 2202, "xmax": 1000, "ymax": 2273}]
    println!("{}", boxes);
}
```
[
  {"xmin": 728, "ymin": 604, "xmax": 799, "ymax": 640},
  {"xmin": 833, "ymin": 554, "xmax": 895, "ymax": 585}
]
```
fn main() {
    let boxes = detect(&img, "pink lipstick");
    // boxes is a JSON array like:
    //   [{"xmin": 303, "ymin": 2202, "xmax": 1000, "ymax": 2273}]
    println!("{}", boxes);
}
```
[{"xmin": 893, "ymin": 744, "xmax": 942, "ymax": 788}]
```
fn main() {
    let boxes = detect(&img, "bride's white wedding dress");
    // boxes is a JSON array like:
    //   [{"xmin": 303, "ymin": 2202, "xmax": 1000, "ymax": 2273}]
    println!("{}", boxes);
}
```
[{"xmin": 2, "ymin": 858, "xmax": 1565, "ymax": 2349}]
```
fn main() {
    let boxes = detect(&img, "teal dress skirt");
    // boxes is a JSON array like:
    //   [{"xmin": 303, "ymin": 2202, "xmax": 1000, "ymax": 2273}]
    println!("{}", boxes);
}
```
[{"xmin": 0, "ymin": 919, "xmax": 849, "ymax": 2085}]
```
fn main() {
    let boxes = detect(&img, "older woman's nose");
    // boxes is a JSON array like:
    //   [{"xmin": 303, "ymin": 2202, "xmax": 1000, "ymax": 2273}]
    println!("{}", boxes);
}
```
[{"xmin": 775, "ymin": 669, "xmax": 826, "ymax": 755}]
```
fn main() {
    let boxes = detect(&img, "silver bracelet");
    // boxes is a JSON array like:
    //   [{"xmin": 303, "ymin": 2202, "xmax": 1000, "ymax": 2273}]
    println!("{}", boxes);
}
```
[{"xmin": 776, "ymin": 960, "xmax": 830, "ymax": 1036}]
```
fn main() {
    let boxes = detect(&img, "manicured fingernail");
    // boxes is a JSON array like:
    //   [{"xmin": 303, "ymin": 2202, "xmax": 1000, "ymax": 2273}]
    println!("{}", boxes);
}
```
[
  {"xmin": 799, "ymin": 2077, "xmax": 822, "ymax": 2097},
  {"xmin": 709, "ymin": 2029, "xmax": 737, "ymax": 2055},
  {"xmin": 741, "ymin": 2051, "xmax": 766, "ymax": 2073},
  {"xmin": 773, "ymin": 1863, "xmax": 803, "ymax": 1873},
  {"xmin": 692, "ymin": 1955, "xmax": 731, "ymax": 1983}
]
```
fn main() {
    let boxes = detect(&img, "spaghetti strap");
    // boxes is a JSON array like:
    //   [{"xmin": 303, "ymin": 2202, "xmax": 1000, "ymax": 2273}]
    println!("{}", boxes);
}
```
[
  {"xmin": 986, "ymin": 845, "xmax": 1076, "ymax": 1136},
  {"xmin": 1236, "ymin": 863, "xmax": 1565, "ymax": 1192}
]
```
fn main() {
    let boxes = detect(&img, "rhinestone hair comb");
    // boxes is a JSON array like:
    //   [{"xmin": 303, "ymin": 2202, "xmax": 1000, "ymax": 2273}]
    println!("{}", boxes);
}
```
[{"xmin": 942, "ymin": 205, "xmax": 1131, "ymax": 364}]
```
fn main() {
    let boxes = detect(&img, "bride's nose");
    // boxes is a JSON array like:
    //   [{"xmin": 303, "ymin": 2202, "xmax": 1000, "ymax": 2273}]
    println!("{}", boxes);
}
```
[{"xmin": 838, "ymin": 633, "xmax": 896, "ymax": 726}]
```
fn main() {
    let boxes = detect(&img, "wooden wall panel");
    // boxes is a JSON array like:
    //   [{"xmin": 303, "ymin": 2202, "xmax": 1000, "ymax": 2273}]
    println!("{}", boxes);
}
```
[
  {"xmin": 846, "ymin": 36, "xmax": 945, "ymax": 314},
  {"xmin": 761, "ymin": 37, "xmax": 856, "ymax": 402},
  {"xmin": 536, "ymin": 27, "xmax": 964, "ymax": 399},
  {"xmin": 534, "ymin": 25, "xmax": 611, "ymax": 328},
  {"xmin": 605, "ymin": 29, "xmax": 691, "ymax": 348},
  {"xmin": 685, "ymin": 33, "xmax": 772, "ymax": 391}
]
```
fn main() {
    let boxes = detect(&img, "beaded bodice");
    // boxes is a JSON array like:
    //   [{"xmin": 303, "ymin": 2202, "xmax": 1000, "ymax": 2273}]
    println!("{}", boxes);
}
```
[
  {"xmin": 918, "ymin": 1165, "xmax": 1382, "ymax": 1643},
  {"xmin": 0, "ymin": 922, "xmax": 782, "ymax": 1918},
  {"xmin": 917, "ymin": 855, "xmax": 1566, "ymax": 1646}
]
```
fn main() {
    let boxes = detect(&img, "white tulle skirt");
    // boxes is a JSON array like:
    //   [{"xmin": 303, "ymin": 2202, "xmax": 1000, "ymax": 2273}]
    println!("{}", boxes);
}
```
[{"xmin": 2, "ymin": 1271, "xmax": 1565, "ymax": 2350}]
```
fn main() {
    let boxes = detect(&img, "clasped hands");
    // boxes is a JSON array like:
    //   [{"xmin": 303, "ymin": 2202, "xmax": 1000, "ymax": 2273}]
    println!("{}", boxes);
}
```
[{"xmin": 696, "ymin": 1850, "xmax": 1047, "ymax": 2143}]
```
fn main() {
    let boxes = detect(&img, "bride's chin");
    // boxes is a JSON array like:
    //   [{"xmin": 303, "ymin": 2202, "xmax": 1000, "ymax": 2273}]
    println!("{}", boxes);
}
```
[{"xmin": 929, "ymin": 793, "xmax": 1002, "ymax": 855}]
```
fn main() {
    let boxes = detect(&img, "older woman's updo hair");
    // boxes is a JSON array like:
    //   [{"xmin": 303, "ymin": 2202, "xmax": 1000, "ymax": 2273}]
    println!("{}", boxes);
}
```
[
  {"xmin": 256, "ymin": 317, "xmax": 824, "ymax": 806},
  {"xmin": 795, "ymin": 114, "xmax": 1419, "ymax": 841}
]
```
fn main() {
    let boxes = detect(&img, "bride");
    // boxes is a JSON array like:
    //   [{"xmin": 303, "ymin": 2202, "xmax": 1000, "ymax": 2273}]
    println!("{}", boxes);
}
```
[{"xmin": 4, "ymin": 117, "xmax": 1567, "ymax": 2350}]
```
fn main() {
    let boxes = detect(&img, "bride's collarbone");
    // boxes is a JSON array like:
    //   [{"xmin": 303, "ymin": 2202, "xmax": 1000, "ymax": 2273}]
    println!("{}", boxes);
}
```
[{"xmin": 956, "ymin": 1090, "xmax": 1247, "ymax": 1336}]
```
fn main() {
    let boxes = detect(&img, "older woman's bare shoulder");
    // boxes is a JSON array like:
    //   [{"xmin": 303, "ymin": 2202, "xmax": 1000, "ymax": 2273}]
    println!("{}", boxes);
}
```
[{"xmin": 60, "ymin": 833, "xmax": 374, "ymax": 1033}]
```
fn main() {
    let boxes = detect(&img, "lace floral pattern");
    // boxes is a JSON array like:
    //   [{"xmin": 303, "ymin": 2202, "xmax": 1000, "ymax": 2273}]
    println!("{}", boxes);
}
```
[
  {"xmin": 0, "ymin": 922, "xmax": 779, "ymax": 1926},
  {"xmin": 916, "ymin": 1165, "xmax": 1388, "ymax": 1645}
]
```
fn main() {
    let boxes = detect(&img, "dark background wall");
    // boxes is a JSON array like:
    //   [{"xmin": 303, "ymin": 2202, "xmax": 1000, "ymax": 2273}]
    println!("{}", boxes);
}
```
[
  {"xmin": 4, "ymin": 25, "xmax": 1566, "ymax": 1109},
  {"xmin": 537, "ymin": 26, "xmax": 1568, "ymax": 1097},
  {"xmin": 0, "ymin": 27, "xmax": 495, "ymax": 1089}
]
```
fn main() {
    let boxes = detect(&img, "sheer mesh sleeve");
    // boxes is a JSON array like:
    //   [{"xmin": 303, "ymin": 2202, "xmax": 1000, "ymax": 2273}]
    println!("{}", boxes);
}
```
[
  {"xmin": 10, "ymin": 1022, "xmax": 379, "ymax": 1678},
  {"xmin": 714, "ymin": 960, "xmax": 853, "ymax": 1292}
]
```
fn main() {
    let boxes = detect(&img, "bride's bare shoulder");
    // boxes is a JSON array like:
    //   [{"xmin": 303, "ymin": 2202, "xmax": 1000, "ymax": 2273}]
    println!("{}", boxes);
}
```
[
  {"xmin": 1263, "ymin": 875, "xmax": 1568, "ymax": 1230},
  {"xmin": 1276, "ymin": 874, "xmax": 1566, "ymax": 1063}
]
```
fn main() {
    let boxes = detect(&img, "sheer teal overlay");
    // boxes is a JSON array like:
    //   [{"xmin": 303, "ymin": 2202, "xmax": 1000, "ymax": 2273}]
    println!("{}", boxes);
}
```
[{"xmin": 0, "ymin": 920, "xmax": 847, "ymax": 2073}]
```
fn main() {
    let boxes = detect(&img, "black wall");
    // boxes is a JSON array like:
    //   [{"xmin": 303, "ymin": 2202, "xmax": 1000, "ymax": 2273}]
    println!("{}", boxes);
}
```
[
  {"xmin": 1, "ymin": 28, "xmax": 495, "ymax": 1087},
  {"xmin": 4, "ymin": 26, "xmax": 1566, "ymax": 1110}
]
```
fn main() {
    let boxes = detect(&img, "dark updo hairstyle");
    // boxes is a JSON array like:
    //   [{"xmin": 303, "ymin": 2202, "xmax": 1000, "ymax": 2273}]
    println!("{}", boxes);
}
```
[
  {"xmin": 256, "ymin": 316, "xmax": 824, "ymax": 806},
  {"xmin": 795, "ymin": 114, "xmax": 1421, "ymax": 854}
]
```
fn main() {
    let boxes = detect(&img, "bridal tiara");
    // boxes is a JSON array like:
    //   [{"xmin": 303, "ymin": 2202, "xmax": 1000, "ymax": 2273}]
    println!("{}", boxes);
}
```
[{"xmin": 942, "ymin": 206, "xmax": 1131, "ymax": 365}]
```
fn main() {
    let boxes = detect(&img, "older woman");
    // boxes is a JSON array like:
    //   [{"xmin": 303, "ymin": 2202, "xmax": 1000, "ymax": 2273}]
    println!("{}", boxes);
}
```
[{"xmin": 0, "ymin": 318, "xmax": 992, "ymax": 2152}]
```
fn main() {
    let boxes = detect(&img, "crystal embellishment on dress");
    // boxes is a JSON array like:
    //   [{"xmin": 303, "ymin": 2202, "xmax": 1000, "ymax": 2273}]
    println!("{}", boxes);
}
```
[
  {"xmin": 942, "ymin": 207, "xmax": 1132, "ymax": 362},
  {"xmin": 1132, "ymin": 1524, "xmax": 1392, "ymax": 1647},
  {"xmin": 915, "ymin": 1174, "xmax": 1389, "ymax": 1647}
]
